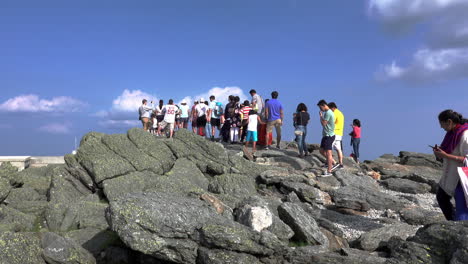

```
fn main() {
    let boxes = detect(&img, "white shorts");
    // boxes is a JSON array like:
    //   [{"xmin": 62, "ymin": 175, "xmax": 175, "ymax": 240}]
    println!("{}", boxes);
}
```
[{"xmin": 332, "ymin": 135, "xmax": 342, "ymax": 151}]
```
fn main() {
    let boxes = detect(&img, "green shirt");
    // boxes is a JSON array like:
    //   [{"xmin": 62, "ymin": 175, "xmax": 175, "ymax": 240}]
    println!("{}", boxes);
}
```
[{"xmin": 322, "ymin": 109, "xmax": 335, "ymax": 137}]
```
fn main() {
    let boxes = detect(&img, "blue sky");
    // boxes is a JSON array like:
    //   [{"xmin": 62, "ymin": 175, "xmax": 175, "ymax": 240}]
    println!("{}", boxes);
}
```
[{"xmin": 0, "ymin": 0, "xmax": 467, "ymax": 160}]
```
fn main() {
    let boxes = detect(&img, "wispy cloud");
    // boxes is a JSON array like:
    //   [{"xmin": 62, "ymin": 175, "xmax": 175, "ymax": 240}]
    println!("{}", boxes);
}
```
[
  {"xmin": 38, "ymin": 122, "xmax": 71, "ymax": 134},
  {"xmin": 369, "ymin": 0, "xmax": 468, "ymax": 82},
  {"xmin": 178, "ymin": 86, "xmax": 249, "ymax": 106},
  {"xmin": 0, "ymin": 94, "xmax": 87, "ymax": 113}
]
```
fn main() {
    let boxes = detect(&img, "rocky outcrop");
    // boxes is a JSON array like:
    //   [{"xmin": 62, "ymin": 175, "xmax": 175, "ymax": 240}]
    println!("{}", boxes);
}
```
[{"xmin": 0, "ymin": 128, "xmax": 454, "ymax": 263}]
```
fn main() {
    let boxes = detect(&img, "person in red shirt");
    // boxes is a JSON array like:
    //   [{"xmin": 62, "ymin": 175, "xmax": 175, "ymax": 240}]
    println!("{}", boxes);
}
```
[
  {"xmin": 240, "ymin": 100, "xmax": 252, "ymax": 142},
  {"xmin": 349, "ymin": 119, "xmax": 361, "ymax": 163}
]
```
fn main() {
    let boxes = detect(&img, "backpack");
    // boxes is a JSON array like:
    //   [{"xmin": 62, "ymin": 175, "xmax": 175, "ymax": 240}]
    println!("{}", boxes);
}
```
[{"xmin": 214, "ymin": 105, "xmax": 223, "ymax": 117}]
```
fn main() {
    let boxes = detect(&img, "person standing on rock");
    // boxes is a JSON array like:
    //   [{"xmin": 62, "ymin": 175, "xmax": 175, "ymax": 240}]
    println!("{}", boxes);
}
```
[
  {"xmin": 178, "ymin": 100, "xmax": 190, "ymax": 129},
  {"xmin": 349, "ymin": 119, "xmax": 361, "ymax": 164},
  {"xmin": 195, "ymin": 98, "xmax": 208, "ymax": 137},
  {"xmin": 264, "ymin": 91, "xmax": 284, "ymax": 150},
  {"xmin": 434, "ymin": 110, "xmax": 468, "ymax": 221},
  {"xmin": 250, "ymin": 89, "xmax": 264, "ymax": 118},
  {"xmin": 294, "ymin": 103, "xmax": 310, "ymax": 158},
  {"xmin": 240, "ymin": 100, "xmax": 252, "ymax": 143},
  {"xmin": 244, "ymin": 110, "xmax": 265, "ymax": 159},
  {"xmin": 158, "ymin": 99, "xmax": 179, "ymax": 138},
  {"xmin": 191, "ymin": 100, "xmax": 198, "ymax": 134},
  {"xmin": 155, "ymin": 100, "xmax": 165, "ymax": 136},
  {"xmin": 139, "ymin": 99, "xmax": 154, "ymax": 132},
  {"xmin": 329, "ymin": 102, "xmax": 345, "ymax": 170},
  {"xmin": 317, "ymin": 99, "xmax": 335, "ymax": 177}
]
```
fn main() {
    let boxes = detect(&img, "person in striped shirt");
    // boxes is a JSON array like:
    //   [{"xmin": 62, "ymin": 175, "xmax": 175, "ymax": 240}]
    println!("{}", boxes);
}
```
[{"xmin": 240, "ymin": 100, "xmax": 252, "ymax": 142}]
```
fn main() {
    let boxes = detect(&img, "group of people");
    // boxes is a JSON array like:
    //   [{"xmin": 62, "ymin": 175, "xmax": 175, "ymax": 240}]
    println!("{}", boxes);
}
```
[
  {"xmin": 139, "ymin": 90, "xmax": 362, "ymax": 177},
  {"xmin": 293, "ymin": 99, "xmax": 361, "ymax": 177}
]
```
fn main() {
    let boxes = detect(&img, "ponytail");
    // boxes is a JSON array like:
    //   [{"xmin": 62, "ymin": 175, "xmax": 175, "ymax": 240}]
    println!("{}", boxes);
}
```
[{"xmin": 438, "ymin": 109, "xmax": 467, "ymax": 124}]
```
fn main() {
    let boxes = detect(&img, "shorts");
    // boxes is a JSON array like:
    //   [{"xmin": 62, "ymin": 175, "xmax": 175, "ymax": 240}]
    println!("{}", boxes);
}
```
[
  {"xmin": 197, "ymin": 115, "xmax": 207, "ymax": 127},
  {"xmin": 245, "ymin": 131, "xmax": 258, "ymax": 142},
  {"xmin": 266, "ymin": 119, "xmax": 282, "ymax": 136},
  {"xmin": 210, "ymin": 118, "xmax": 221, "ymax": 128},
  {"xmin": 320, "ymin": 135, "xmax": 336, "ymax": 151},
  {"xmin": 159, "ymin": 121, "xmax": 175, "ymax": 131},
  {"xmin": 156, "ymin": 115, "xmax": 164, "ymax": 123},
  {"xmin": 332, "ymin": 135, "xmax": 342, "ymax": 151},
  {"xmin": 180, "ymin": 117, "xmax": 189, "ymax": 123}
]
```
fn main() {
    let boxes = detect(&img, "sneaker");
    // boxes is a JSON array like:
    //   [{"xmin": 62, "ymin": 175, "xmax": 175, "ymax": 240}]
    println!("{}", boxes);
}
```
[
  {"xmin": 264, "ymin": 146, "xmax": 270, "ymax": 150},
  {"xmin": 276, "ymin": 145, "xmax": 281, "ymax": 149},
  {"xmin": 331, "ymin": 163, "xmax": 341, "ymax": 171},
  {"xmin": 320, "ymin": 171, "xmax": 333, "ymax": 177}
]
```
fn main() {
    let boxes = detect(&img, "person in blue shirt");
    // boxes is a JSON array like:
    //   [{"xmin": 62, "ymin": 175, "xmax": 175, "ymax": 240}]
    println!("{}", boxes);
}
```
[{"xmin": 264, "ymin": 91, "xmax": 284, "ymax": 150}]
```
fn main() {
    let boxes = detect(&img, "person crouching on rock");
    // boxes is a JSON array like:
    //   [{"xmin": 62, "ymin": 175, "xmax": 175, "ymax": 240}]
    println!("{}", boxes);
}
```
[{"xmin": 434, "ymin": 109, "xmax": 468, "ymax": 221}]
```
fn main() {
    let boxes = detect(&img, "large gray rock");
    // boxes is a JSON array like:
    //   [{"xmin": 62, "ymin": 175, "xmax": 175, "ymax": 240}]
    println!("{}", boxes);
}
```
[
  {"xmin": 102, "ymin": 171, "xmax": 204, "ymax": 203},
  {"xmin": 75, "ymin": 132, "xmax": 135, "ymax": 184},
  {"xmin": 127, "ymin": 128, "xmax": 175, "ymax": 173},
  {"xmin": 354, "ymin": 223, "xmax": 418, "ymax": 251},
  {"xmin": 381, "ymin": 178, "xmax": 432, "ymax": 194},
  {"xmin": 48, "ymin": 166, "xmax": 92, "ymax": 204},
  {"xmin": 386, "ymin": 221, "xmax": 468, "ymax": 263},
  {"xmin": 271, "ymin": 156, "xmax": 313, "ymax": 170},
  {"xmin": 41, "ymin": 232, "xmax": 96, "ymax": 264},
  {"xmin": 330, "ymin": 186, "xmax": 409, "ymax": 211},
  {"xmin": 399, "ymin": 151, "xmax": 442, "ymax": 169},
  {"xmin": 0, "ymin": 232, "xmax": 46, "ymax": 264},
  {"xmin": 108, "ymin": 192, "xmax": 285, "ymax": 264},
  {"xmin": 45, "ymin": 195, "xmax": 108, "ymax": 232},
  {"xmin": 166, "ymin": 158, "xmax": 209, "ymax": 190},
  {"xmin": 278, "ymin": 202, "xmax": 329, "ymax": 246},
  {"xmin": 64, "ymin": 228, "xmax": 120, "ymax": 256},
  {"xmin": 0, "ymin": 205, "xmax": 36, "ymax": 232},
  {"xmin": 333, "ymin": 170, "xmax": 379, "ymax": 191},
  {"xmin": 14, "ymin": 165, "xmax": 56, "ymax": 195},
  {"xmin": 0, "ymin": 161, "xmax": 18, "ymax": 179},
  {"xmin": 280, "ymin": 181, "xmax": 321, "ymax": 204},
  {"xmin": 101, "ymin": 134, "xmax": 161, "ymax": 174},
  {"xmin": 399, "ymin": 207, "xmax": 445, "ymax": 225},
  {"xmin": 0, "ymin": 177, "xmax": 11, "ymax": 203},
  {"xmin": 208, "ymin": 173, "xmax": 257, "ymax": 200},
  {"xmin": 258, "ymin": 169, "xmax": 307, "ymax": 185},
  {"xmin": 64, "ymin": 154, "xmax": 95, "ymax": 191},
  {"xmin": 197, "ymin": 248, "xmax": 262, "ymax": 264}
]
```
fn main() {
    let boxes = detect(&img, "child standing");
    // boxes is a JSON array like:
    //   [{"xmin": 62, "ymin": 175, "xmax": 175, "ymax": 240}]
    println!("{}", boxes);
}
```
[{"xmin": 244, "ymin": 110, "xmax": 265, "ymax": 160}]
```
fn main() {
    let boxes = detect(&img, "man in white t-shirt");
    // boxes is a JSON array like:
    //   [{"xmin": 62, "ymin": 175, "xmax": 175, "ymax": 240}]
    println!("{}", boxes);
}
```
[{"xmin": 158, "ymin": 99, "xmax": 179, "ymax": 138}]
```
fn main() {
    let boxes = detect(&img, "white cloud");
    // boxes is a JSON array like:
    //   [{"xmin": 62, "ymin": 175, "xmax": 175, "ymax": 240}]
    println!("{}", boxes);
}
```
[
  {"xmin": 378, "ymin": 48, "xmax": 468, "ymax": 81},
  {"xmin": 111, "ymin": 89, "xmax": 157, "ymax": 112},
  {"xmin": 38, "ymin": 123, "xmax": 71, "ymax": 134},
  {"xmin": 179, "ymin": 86, "xmax": 249, "ymax": 106},
  {"xmin": 370, "ymin": 0, "xmax": 468, "ymax": 82},
  {"xmin": 0, "ymin": 94, "xmax": 87, "ymax": 113}
]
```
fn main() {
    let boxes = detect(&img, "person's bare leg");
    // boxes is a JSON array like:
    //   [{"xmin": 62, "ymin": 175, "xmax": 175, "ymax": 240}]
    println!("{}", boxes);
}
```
[
  {"xmin": 326, "ymin": 150, "xmax": 333, "ymax": 173},
  {"xmin": 337, "ymin": 149, "xmax": 343, "ymax": 165},
  {"xmin": 253, "ymin": 141, "xmax": 257, "ymax": 154},
  {"xmin": 169, "ymin": 128, "xmax": 174, "ymax": 138}
]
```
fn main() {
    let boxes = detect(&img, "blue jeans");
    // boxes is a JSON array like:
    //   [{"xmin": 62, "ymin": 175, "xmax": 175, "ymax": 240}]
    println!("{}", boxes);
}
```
[
  {"xmin": 351, "ymin": 138, "xmax": 360, "ymax": 159},
  {"xmin": 206, "ymin": 122, "xmax": 212, "ymax": 138},
  {"xmin": 295, "ymin": 125, "xmax": 308, "ymax": 156}
]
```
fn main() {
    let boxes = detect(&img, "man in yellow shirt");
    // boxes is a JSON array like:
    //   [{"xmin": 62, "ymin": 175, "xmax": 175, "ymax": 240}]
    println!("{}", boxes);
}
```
[{"xmin": 329, "ymin": 102, "xmax": 344, "ymax": 170}]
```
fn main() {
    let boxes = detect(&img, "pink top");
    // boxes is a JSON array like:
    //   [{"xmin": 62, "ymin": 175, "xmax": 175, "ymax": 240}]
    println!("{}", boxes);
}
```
[{"xmin": 353, "ymin": 126, "xmax": 361, "ymax": 138}]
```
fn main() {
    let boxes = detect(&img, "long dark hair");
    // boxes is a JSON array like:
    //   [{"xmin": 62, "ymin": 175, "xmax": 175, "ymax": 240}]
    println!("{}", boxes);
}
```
[
  {"xmin": 353, "ymin": 119, "xmax": 361, "ymax": 127},
  {"xmin": 438, "ymin": 109, "xmax": 468, "ymax": 124},
  {"xmin": 296, "ymin": 103, "xmax": 308, "ymax": 112}
]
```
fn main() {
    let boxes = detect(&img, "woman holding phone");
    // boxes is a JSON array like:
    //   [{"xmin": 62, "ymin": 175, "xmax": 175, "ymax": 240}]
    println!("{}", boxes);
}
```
[{"xmin": 434, "ymin": 110, "xmax": 468, "ymax": 221}]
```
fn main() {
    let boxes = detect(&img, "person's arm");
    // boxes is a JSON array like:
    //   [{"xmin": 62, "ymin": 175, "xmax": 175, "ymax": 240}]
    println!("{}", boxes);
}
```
[
  {"xmin": 264, "ymin": 103, "xmax": 269, "ymax": 120},
  {"xmin": 258, "ymin": 115, "xmax": 265, "ymax": 125},
  {"xmin": 280, "ymin": 108, "xmax": 284, "ymax": 125},
  {"xmin": 320, "ymin": 112, "xmax": 328, "ymax": 126},
  {"xmin": 434, "ymin": 133, "xmax": 468, "ymax": 163}
]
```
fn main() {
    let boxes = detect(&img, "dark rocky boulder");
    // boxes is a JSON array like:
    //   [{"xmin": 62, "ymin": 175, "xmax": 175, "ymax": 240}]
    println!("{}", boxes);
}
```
[
  {"xmin": 0, "ymin": 232, "xmax": 46, "ymax": 264},
  {"xmin": 278, "ymin": 202, "xmax": 329, "ymax": 246},
  {"xmin": 398, "ymin": 207, "xmax": 445, "ymax": 225},
  {"xmin": 399, "ymin": 151, "xmax": 442, "ymax": 169},
  {"xmin": 197, "ymin": 247, "xmax": 262, "ymax": 264},
  {"xmin": 353, "ymin": 223, "xmax": 418, "ymax": 251},
  {"xmin": 41, "ymin": 232, "xmax": 96, "ymax": 264},
  {"xmin": 108, "ymin": 192, "xmax": 286, "ymax": 264},
  {"xmin": 381, "ymin": 178, "xmax": 432, "ymax": 194},
  {"xmin": 0, "ymin": 177, "xmax": 11, "ymax": 203}
]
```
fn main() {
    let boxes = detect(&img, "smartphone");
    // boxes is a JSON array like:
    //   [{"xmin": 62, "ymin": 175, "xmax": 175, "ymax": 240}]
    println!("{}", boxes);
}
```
[{"xmin": 429, "ymin": 145, "xmax": 437, "ymax": 149}]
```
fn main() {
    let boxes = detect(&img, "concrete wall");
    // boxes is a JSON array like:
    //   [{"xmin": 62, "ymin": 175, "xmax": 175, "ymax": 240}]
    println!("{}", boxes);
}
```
[{"xmin": 0, "ymin": 156, "xmax": 65, "ymax": 171}]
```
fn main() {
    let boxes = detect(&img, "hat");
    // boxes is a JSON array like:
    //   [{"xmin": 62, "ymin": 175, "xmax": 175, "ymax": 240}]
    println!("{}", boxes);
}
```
[
  {"xmin": 199, "ymin": 98, "xmax": 204, "ymax": 103},
  {"xmin": 181, "ymin": 99, "xmax": 187, "ymax": 104}
]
